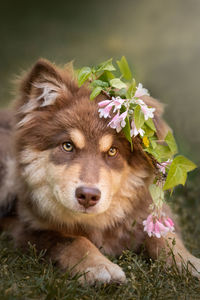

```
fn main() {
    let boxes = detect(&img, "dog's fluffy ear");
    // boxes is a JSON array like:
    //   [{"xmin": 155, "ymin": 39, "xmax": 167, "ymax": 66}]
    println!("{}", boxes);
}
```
[
  {"xmin": 17, "ymin": 59, "xmax": 71, "ymax": 114},
  {"xmin": 141, "ymin": 95, "xmax": 171, "ymax": 140}
]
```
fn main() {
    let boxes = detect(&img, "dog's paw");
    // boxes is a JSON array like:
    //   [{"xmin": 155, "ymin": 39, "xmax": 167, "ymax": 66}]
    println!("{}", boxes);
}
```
[{"xmin": 79, "ymin": 261, "xmax": 126, "ymax": 285}]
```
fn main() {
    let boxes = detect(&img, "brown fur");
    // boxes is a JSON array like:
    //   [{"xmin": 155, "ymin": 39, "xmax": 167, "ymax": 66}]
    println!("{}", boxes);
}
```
[{"xmin": 0, "ymin": 59, "xmax": 200, "ymax": 284}]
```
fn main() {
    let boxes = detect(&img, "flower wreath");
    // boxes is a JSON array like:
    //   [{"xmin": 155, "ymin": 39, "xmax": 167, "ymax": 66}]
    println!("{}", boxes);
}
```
[{"xmin": 77, "ymin": 57, "xmax": 197, "ymax": 238}]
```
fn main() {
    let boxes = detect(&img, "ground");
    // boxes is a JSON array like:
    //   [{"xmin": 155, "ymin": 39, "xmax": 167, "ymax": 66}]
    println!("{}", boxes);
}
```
[{"xmin": 0, "ymin": 170, "xmax": 200, "ymax": 300}]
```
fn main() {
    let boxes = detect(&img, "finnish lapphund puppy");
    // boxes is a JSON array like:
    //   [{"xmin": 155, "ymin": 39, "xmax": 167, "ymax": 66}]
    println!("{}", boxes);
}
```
[{"xmin": 0, "ymin": 59, "xmax": 199, "ymax": 284}]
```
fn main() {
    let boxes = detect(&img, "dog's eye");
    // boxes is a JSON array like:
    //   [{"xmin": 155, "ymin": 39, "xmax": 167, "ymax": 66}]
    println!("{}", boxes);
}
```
[
  {"xmin": 107, "ymin": 147, "xmax": 118, "ymax": 157},
  {"xmin": 62, "ymin": 142, "xmax": 74, "ymax": 152}
]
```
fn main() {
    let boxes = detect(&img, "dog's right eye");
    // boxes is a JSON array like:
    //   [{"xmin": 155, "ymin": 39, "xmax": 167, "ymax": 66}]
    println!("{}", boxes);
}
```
[
  {"xmin": 62, "ymin": 142, "xmax": 74, "ymax": 152},
  {"xmin": 107, "ymin": 147, "xmax": 118, "ymax": 157}
]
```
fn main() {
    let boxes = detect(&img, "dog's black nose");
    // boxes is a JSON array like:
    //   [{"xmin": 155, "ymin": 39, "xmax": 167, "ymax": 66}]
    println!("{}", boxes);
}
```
[{"xmin": 75, "ymin": 186, "xmax": 101, "ymax": 208}]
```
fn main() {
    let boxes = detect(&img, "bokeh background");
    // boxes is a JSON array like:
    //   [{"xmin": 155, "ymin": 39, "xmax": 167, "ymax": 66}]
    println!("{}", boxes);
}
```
[{"xmin": 0, "ymin": 0, "xmax": 199, "ymax": 164}]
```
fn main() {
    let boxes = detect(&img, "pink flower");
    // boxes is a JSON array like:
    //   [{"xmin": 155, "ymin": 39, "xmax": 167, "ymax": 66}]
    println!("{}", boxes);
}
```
[
  {"xmin": 157, "ymin": 159, "xmax": 172, "ymax": 174},
  {"xmin": 98, "ymin": 97, "xmax": 126, "ymax": 119},
  {"xmin": 140, "ymin": 105, "xmax": 155, "ymax": 120},
  {"xmin": 98, "ymin": 103, "xmax": 113, "ymax": 118},
  {"xmin": 154, "ymin": 220, "xmax": 169, "ymax": 238},
  {"xmin": 143, "ymin": 214, "xmax": 154, "ymax": 237},
  {"xmin": 135, "ymin": 99, "xmax": 155, "ymax": 121},
  {"xmin": 135, "ymin": 83, "xmax": 149, "ymax": 98},
  {"xmin": 98, "ymin": 100, "xmax": 112, "ymax": 108},
  {"xmin": 130, "ymin": 120, "xmax": 145, "ymax": 137},
  {"xmin": 164, "ymin": 217, "xmax": 174, "ymax": 231},
  {"xmin": 108, "ymin": 111, "xmax": 127, "ymax": 133},
  {"xmin": 112, "ymin": 97, "xmax": 125, "ymax": 112},
  {"xmin": 143, "ymin": 214, "xmax": 174, "ymax": 238}
]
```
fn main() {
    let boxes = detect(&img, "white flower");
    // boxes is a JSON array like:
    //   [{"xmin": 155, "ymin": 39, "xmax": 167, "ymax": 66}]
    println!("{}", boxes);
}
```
[
  {"xmin": 135, "ymin": 99, "xmax": 155, "ymax": 121},
  {"xmin": 141, "ymin": 105, "xmax": 155, "ymax": 120},
  {"xmin": 112, "ymin": 97, "xmax": 125, "ymax": 112},
  {"xmin": 135, "ymin": 83, "xmax": 150, "ymax": 98},
  {"xmin": 135, "ymin": 99, "xmax": 145, "ymax": 106},
  {"xmin": 130, "ymin": 120, "xmax": 145, "ymax": 137}
]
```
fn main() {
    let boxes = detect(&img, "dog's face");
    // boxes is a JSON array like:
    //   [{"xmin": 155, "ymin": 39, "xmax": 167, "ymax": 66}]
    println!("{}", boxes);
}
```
[
  {"xmin": 15, "ymin": 59, "xmax": 167, "ymax": 226},
  {"xmin": 47, "ymin": 128, "xmax": 128, "ymax": 215}
]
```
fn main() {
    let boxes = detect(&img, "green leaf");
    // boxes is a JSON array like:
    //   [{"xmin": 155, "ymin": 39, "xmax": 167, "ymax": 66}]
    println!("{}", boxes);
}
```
[
  {"xmin": 145, "ymin": 118, "xmax": 156, "ymax": 131},
  {"xmin": 110, "ymin": 78, "xmax": 127, "ymax": 89},
  {"xmin": 122, "ymin": 116, "xmax": 133, "ymax": 151},
  {"xmin": 171, "ymin": 155, "xmax": 197, "ymax": 172},
  {"xmin": 97, "ymin": 58, "xmax": 116, "ymax": 72},
  {"xmin": 149, "ymin": 184, "xmax": 164, "ymax": 208},
  {"xmin": 98, "ymin": 70, "xmax": 115, "ymax": 82},
  {"xmin": 163, "ymin": 163, "xmax": 187, "ymax": 190},
  {"xmin": 142, "ymin": 123, "xmax": 155, "ymax": 137},
  {"xmin": 153, "ymin": 144, "xmax": 172, "ymax": 160},
  {"xmin": 165, "ymin": 131, "xmax": 178, "ymax": 154},
  {"xmin": 134, "ymin": 105, "xmax": 145, "ymax": 130},
  {"xmin": 126, "ymin": 79, "xmax": 136, "ymax": 98},
  {"xmin": 78, "ymin": 67, "xmax": 91, "ymax": 87},
  {"xmin": 145, "ymin": 144, "xmax": 172, "ymax": 161},
  {"xmin": 90, "ymin": 80, "xmax": 109, "ymax": 88},
  {"xmin": 90, "ymin": 86, "xmax": 102, "ymax": 100},
  {"xmin": 117, "ymin": 56, "xmax": 132, "ymax": 80},
  {"xmin": 149, "ymin": 138, "xmax": 157, "ymax": 149},
  {"xmin": 163, "ymin": 155, "xmax": 197, "ymax": 190}
]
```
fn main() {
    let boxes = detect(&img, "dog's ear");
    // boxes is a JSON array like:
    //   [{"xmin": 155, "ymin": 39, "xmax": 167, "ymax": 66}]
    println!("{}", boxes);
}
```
[
  {"xmin": 17, "ymin": 59, "xmax": 73, "ymax": 114},
  {"xmin": 141, "ymin": 95, "xmax": 171, "ymax": 140}
]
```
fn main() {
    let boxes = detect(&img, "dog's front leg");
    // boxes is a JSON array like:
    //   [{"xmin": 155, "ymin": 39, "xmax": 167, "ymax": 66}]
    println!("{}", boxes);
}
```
[
  {"xmin": 14, "ymin": 226, "xmax": 126, "ymax": 285},
  {"xmin": 145, "ymin": 232, "xmax": 200, "ymax": 278}
]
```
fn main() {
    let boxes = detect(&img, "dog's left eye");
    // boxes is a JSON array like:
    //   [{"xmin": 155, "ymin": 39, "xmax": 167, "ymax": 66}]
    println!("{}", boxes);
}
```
[
  {"xmin": 62, "ymin": 142, "xmax": 74, "ymax": 152},
  {"xmin": 107, "ymin": 147, "xmax": 118, "ymax": 157}
]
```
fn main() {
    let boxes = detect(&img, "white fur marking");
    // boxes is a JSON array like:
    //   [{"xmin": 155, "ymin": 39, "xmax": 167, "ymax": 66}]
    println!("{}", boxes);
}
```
[
  {"xmin": 17, "ymin": 80, "xmax": 67, "ymax": 127},
  {"xmin": 19, "ymin": 99, "xmax": 39, "ymax": 114},
  {"xmin": 17, "ymin": 114, "xmax": 35, "ymax": 128},
  {"xmin": 34, "ymin": 81, "xmax": 65, "ymax": 107},
  {"xmin": 84, "ymin": 262, "xmax": 126, "ymax": 284}
]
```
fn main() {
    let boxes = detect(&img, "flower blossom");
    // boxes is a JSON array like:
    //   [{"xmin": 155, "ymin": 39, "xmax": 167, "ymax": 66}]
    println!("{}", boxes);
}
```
[
  {"xmin": 135, "ymin": 99, "xmax": 155, "ymax": 121},
  {"xmin": 157, "ymin": 159, "xmax": 172, "ymax": 174},
  {"xmin": 108, "ymin": 111, "xmax": 127, "ymax": 133},
  {"xmin": 112, "ymin": 97, "xmax": 125, "ymax": 112},
  {"xmin": 141, "ymin": 105, "xmax": 155, "ymax": 120},
  {"xmin": 130, "ymin": 120, "xmax": 145, "ymax": 137},
  {"xmin": 143, "ymin": 214, "xmax": 174, "ymax": 238},
  {"xmin": 98, "ymin": 97, "xmax": 125, "ymax": 118},
  {"xmin": 98, "ymin": 103, "xmax": 113, "ymax": 118},
  {"xmin": 135, "ymin": 83, "xmax": 150, "ymax": 98},
  {"xmin": 143, "ymin": 136, "xmax": 150, "ymax": 148},
  {"xmin": 98, "ymin": 100, "xmax": 111, "ymax": 108}
]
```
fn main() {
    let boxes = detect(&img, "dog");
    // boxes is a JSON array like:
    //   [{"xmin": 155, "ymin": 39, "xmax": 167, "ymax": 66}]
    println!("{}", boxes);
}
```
[{"xmin": 0, "ymin": 58, "xmax": 200, "ymax": 284}]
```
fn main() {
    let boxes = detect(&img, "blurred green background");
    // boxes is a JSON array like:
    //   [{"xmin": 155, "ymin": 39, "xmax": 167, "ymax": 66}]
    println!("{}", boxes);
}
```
[{"xmin": 0, "ymin": 0, "xmax": 199, "ymax": 165}]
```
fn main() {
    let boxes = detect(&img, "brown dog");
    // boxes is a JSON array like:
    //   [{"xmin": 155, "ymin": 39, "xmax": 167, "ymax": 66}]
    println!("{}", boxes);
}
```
[{"xmin": 0, "ymin": 59, "xmax": 199, "ymax": 284}]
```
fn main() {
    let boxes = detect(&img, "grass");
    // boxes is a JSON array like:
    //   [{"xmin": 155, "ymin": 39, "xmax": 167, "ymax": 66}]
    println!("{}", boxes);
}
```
[
  {"xmin": 0, "ymin": 170, "xmax": 200, "ymax": 300},
  {"xmin": 0, "ymin": 239, "xmax": 200, "ymax": 300}
]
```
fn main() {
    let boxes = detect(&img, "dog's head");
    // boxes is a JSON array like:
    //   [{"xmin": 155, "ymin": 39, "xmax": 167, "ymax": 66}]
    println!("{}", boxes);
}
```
[{"xmin": 15, "ymin": 59, "xmax": 169, "ymax": 227}]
